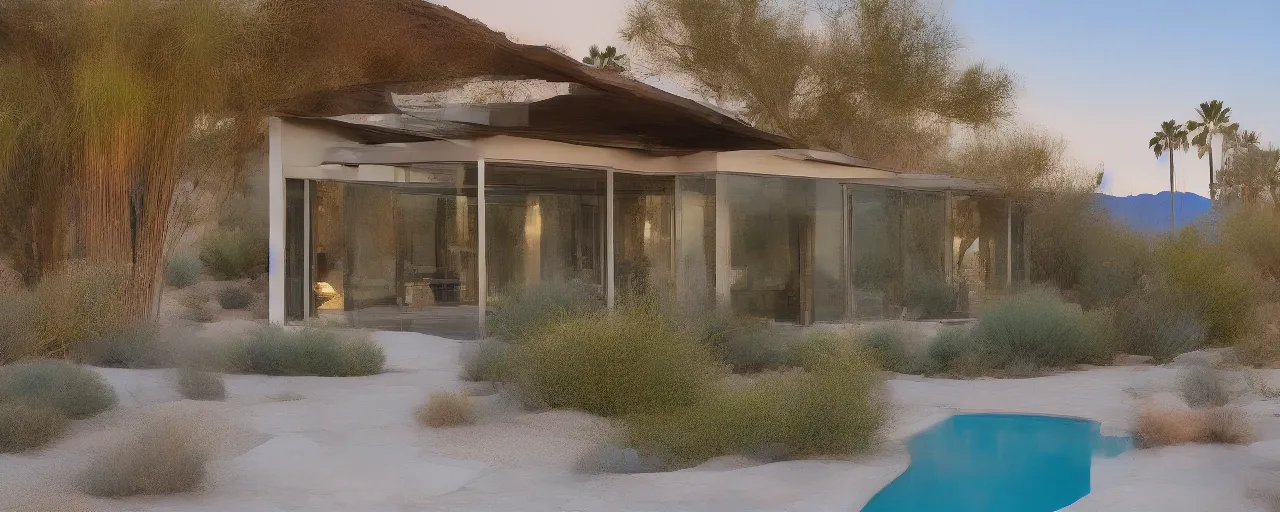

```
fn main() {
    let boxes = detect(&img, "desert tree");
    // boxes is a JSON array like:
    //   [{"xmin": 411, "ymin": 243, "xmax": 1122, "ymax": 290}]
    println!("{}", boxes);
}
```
[
  {"xmin": 1149, "ymin": 119, "xmax": 1190, "ymax": 231},
  {"xmin": 1185, "ymin": 100, "xmax": 1237, "ymax": 201},
  {"xmin": 621, "ymin": 0, "xmax": 1016, "ymax": 171}
]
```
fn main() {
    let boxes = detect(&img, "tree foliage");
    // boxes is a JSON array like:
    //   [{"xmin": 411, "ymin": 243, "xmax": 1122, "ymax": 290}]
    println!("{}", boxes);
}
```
[{"xmin": 622, "ymin": 0, "xmax": 1016, "ymax": 170}]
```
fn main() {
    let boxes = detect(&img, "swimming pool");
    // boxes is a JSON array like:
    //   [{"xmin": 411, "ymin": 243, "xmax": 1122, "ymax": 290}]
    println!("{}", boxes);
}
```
[{"xmin": 860, "ymin": 414, "xmax": 1130, "ymax": 512}]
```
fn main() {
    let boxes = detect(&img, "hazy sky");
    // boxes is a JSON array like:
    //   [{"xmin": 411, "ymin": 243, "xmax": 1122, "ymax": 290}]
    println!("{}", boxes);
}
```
[{"xmin": 435, "ymin": 0, "xmax": 1280, "ymax": 197}]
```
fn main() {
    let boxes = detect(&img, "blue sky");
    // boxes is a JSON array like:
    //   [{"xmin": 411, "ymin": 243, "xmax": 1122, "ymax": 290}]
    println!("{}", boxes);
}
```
[{"xmin": 437, "ymin": 0, "xmax": 1280, "ymax": 196}]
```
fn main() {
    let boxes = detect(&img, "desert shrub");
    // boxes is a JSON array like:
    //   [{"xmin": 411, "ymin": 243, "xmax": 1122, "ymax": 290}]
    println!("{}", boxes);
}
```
[
  {"xmin": 511, "ymin": 306, "xmax": 718, "ymax": 417},
  {"xmin": 175, "ymin": 369, "xmax": 226, "ymax": 401},
  {"xmin": 1179, "ymin": 364, "xmax": 1232, "ymax": 408},
  {"xmin": 860, "ymin": 324, "xmax": 921, "ymax": 374},
  {"xmin": 1075, "ymin": 226, "xmax": 1153, "ymax": 309},
  {"xmin": 1237, "ymin": 303, "xmax": 1280, "ymax": 367},
  {"xmin": 0, "ymin": 402, "xmax": 68, "ymax": 453},
  {"xmin": 624, "ymin": 342, "xmax": 885, "ymax": 469},
  {"xmin": 488, "ymin": 279, "xmax": 603, "ymax": 343},
  {"xmin": 1026, "ymin": 193, "xmax": 1151, "ymax": 309},
  {"xmin": 0, "ymin": 360, "xmax": 116, "ymax": 419},
  {"xmin": 1220, "ymin": 206, "xmax": 1280, "ymax": 282},
  {"xmin": 178, "ymin": 290, "xmax": 209, "ymax": 310},
  {"xmin": 215, "ymin": 284, "xmax": 253, "ymax": 310},
  {"xmin": 1156, "ymin": 228, "xmax": 1259, "ymax": 345},
  {"xmin": 0, "ymin": 292, "xmax": 36, "ymax": 364},
  {"xmin": 29, "ymin": 263, "xmax": 131, "ymax": 359},
  {"xmin": 972, "ymin": 288, "xmax": 1109, "ymax": 370},
  {"xmin": 704, "ymin": 319, "xmax": 800, "ymax": 374},
  {"xmin": 925, "ymin": 326, "xmax": 984, "ymax": 375},
  {"xmin": 198, "ymin": 227, "xmax": 267, "ymax": 281},
  {"xmin": 1134, "ymin": 404, "xmax": 1252, "ymax": 448},
  {"xmin": 227, "ymin": 326, "xmax": 384, "ymax": 377},
  {"xmin": 460, "ymin": 339, "xmax": 512, "ymax": 382},
  {"xmin": 164, "ymin": 253, "xmax": 202, "ymax": 289},
  {"xmin": 78, "ymin": 324, "xmax": 173, "ymax": 369},
  {"xmin": 1112, "ymin": 289, "xmax": 1207, "ymax": 361},
  {"xmin": 902, "ymin": 274, "xmax": 957, "ymax": 319},
  {"xmin": 181, "ymin": 305, "xmax": 216, "ymax": 323},
  {"xmin": 416, "ymin": 392, "xmax": 476, "ymax": 428},
  {"xmin": 79, "ymin": 416, "xmax": 208, "ymax": 497}
]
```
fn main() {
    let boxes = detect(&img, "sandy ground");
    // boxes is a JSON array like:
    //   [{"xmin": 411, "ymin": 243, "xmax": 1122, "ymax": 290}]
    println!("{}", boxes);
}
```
[{"xmin": 3, "ymin": 329, "xmax": 1280, "ymax": 512}]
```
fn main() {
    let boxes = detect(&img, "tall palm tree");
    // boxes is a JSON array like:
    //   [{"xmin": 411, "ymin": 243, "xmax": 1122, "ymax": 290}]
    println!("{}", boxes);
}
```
[
  {"xmin": 1185, "ymin": 100, "xmax": 1238, "ymax": 201},
  {"xmin": 1150, "ymin": 120, "xmax": 1190, "ymax": 231}
]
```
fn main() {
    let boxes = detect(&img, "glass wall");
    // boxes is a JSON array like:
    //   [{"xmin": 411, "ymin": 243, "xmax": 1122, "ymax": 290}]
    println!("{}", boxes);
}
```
[
  {"xmin": 615, "ymin": 173, "xmax": 675, "ymax": 298},
  {"xmin": 485, "ymin": 165, "xmax": 606, "ymax": 300},
  {"xmin": 285, "ymin": 179, "xmax": 307, "ymax": 321},
  {"xmin": 308, "ymin": 164, "xmax": 480, "ymax": 339},
  {"xmin": 675, "ymin": 175, "xmax": 717, "ymax": 308},
  {"xmin": 849, "ymin": 187, "xmax": 949, "ymax": 319},
  {"xmin": 952, "ymin": 195, "xmax": 1009, "ymax": 313},
  {"xmin": 1011, "ymin": 201, "xmax": 1029, "ymax": 282}
]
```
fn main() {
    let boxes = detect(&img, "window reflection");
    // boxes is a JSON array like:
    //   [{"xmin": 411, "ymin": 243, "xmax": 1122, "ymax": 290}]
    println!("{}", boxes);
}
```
[
  {"xmin": 952, "ymin": 195, "xmax": 1009, "ymax": 313},
  {"xmin": 675, "ymin": 175, "xmax": 716, "ymax": 309},
  {"xmin": 615, "ymin": 173, "xmax": 674, "ymax": 298}
]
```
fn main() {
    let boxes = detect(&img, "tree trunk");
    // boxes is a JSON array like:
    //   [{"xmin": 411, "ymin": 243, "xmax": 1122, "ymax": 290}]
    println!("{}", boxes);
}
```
[
  {"xmin": 79, "ymin": 122, "xmax": 136, "ymax": 268},
  {"xmin": 1208, "ymin": 146, "xmax": 1215, "ymax": 202},
  {"xmin": 1169, "ymin": 152, "xmax": 1176, "ymax": 232}
]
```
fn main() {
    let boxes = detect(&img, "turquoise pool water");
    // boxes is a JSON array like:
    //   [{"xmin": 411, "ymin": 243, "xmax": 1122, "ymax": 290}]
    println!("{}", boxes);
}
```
[{"xmin": 860, "ymin": 414, "xmax": 1130, "ymax": 512}]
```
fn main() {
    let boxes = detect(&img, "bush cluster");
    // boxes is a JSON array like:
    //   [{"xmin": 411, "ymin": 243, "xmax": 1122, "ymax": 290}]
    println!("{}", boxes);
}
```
[
  {"xmin": 0, "ymin": 263, "xmax": 133, "ymax": 363},
  {"xmin": 224, "ymin": 326, "xmax": 385, "ymax": 377},
  {"xmin": 199, "ymin": 227, "xmax": 267, "ymax": 281},
  {"xmin": 416, "ymin": 392, "xmax": 476, "ymax": 428},
  {"xmin": 487, "ymin": 279, "xmax": 603, "ymax": 343},
  {"xmin": 216, "ymin": 284, "xmax": 254, "ymax": 310},
  {"xmin": 164, "ymin": 253, "xmax": 203, "ymax": 289},
  {"xmin": 0, "ymin": 360, "xmax": 117, "ymax": 452}
]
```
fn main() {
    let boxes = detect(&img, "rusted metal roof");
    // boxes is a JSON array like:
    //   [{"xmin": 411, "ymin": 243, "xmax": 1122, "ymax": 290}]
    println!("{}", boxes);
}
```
[{"xmin": 273, "ymin": 0, "xmax": 800, "ymax": 153}]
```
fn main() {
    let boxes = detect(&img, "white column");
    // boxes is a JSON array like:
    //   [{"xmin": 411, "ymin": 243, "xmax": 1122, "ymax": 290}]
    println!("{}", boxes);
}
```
[
  {"xmin": 268, "ymin": 117, "xmax": 286, "ymax": 325},
  {"xmin": 477, "ymin": 158, "xmax": 488, "ymax": 338},
  {"xmin": 714, "ymin": 175, "xmax": 730, "ymax": 309},
  {"xmin": 606, "ymin": 169, "xmax": 616, "ymax": 309}
]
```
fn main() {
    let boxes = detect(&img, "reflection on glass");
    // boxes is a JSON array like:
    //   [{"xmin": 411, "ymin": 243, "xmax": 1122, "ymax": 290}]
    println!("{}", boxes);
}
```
[
  {"xmin": 850, "ymin": 187, "xmax": 903, "ymax": 319},
  {"xmin": 726, "ymin": 175, "xmax": 814, "ymax": 323},
  {"xmin": 285, "ymin": 179, "xmax": 306, "ymax": 321},
  {"xmin": 307, "ymin": 164, "xmax": 480, "ymax": 339},
  {"xmin": 952, "ymin": 195, "xmax": 1009, "ymax": 313},
  {"xmin": 485, "ymin": 165, "xmax": 605, "ymax": 300},
  {"xmin": 615, "ymin": 173, "xmax": 674, "ymax": 298},
  {"xmin": 1011, "ymin": 202, "xmax": 1029, "ymax": 282},
  {"xmin": 813, "ymin": 185, "xmax": 847, "ymax": 322},
  {"xmin": 849, "ymin": 187, "xmax": 949, "ymax": 319},
  {"xmin": 675, "ymin": 175, "xmax": 716, "ymax": 309}
]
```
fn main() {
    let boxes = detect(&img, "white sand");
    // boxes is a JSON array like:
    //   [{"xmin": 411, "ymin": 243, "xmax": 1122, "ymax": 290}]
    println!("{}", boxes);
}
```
[{"xmin": 2, "ymin": 331, "xmax": 1279, "ymax": 512}]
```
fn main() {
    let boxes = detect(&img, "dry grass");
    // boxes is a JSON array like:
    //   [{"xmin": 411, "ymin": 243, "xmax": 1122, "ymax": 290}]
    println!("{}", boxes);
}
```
[
  {"xmin": 178, "ymin": 289, "xmax": 210, "ymax": 310},
  {"xmin": 1133, "ymin": 403, "xmax": 1253, "ymax": 448},
  {"xmin": 1238, "ymin": 303, "xmax": 1280, "ymax": 367},
  {"xmin": 0, "ymin": 401, "xmax": 68, "ymax": 453},
  {"xmin": 416, "ymin": 392, "xmax": 476, "ymax": 428},
  {"xmin": 0, "ymin": 360, "xmax": 117, "ymax": 419},
  {"xmin": 79, "ymin": 415, "xmax": 209, "ymax": 497},
  {"xmin": 175, "ymin": 369, "xmax": 226, "ymax": 401}
]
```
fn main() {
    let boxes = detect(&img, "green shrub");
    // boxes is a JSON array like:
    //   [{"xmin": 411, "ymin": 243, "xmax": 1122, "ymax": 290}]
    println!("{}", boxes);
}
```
[
  {"xmin": 902, "ymin": 275, "xmax": 957, "ymax": 319},
  {"xmin": 215, "ymin": 284, "xmax": 253, "ymax": 310},
  {"xmin": 175, "ymin": 369, "xmax": 226, "ymax": 401},
  {"xmin": 511, "ymin": 307, "xmax": 718, "ymax": 417},
  {"xmin": 0, "ymin": 292, "xmax": 36, "ymax": 364},
  {"xmin": 1157, "ymin": 228, "xmax": 1259, "ymax": 345},
  {"xmin": 488, "ymin": 279, "xmax": 603, "ymax": 343},
  {"xmin": 460, "ymin": 339, "xmax": 512, "ymax": 382},
  {"xmin": 164, "ymin": 253, "xmax": 202, "ymax": 289},
  {"xmin": 861, "ymin": 325, "xmax": 921, "ymax": 374},
  {"xmin": 926, "ymin": 326, "xmax": 984, "ymax": 375},
  {"xmin": 0, "ymin": 360, "xmax": 116, "ymax": 419},
  {"xmin": 1179, "ymin": 364, "xmax": 1232, "ymax": 408},
  {"xmin": 624, "ymin": 342, "xmax": 885, "ymax": 469},
  {"xmin": 704, "ymin": 319, "xmax": 799, "ymax": 374},
  {"xmin": 227, "ymin": 326, "xmax": 384, "ymax": 377},
  {"xmin": 972, "ymin": 288, "xmax": 1109, "ymax": 370},
  {"xmin": 78, "ymin": 416, "xmax": 208, "ymax": 497},
  {"xmin": 1220, "ymin": 206, "xmax": 1280, "ymax": 282},
  {"xmin": 1075, "ymin": 226, "xmax": 1152, "ymax": 309},
  {"xmin": 1237, "ymin": 303, "xmax": 1280, "ymax": 367},
  {"xmin": 78, "ymin": 324, "xmax": 172, "ymax": 369},
  {"xmin": 199, "ymin": 228, "xmax": 267, "ymax": 281},
  {"xmin": 30, "ymin": 262, "xmax": 131, "ymax": 360},
  {"xmin": 1113, "ymin": 289, "xmax": 1207, "ymax": 361},
  {"xmin": 0, "ymin": 401, "xmax": 68, "ymax": 453}
]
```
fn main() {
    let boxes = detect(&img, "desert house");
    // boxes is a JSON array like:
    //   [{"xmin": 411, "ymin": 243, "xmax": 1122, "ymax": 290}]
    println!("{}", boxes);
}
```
[{"xmin": 265, "ymin": 0, "xmax": 1027, "ymax": 339}]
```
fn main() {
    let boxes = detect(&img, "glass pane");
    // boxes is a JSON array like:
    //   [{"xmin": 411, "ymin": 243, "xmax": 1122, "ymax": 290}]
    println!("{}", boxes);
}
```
[
  {"xmin": 285, "ymin": 179, "xmax": 306, "ymax": 321},
  {"xmin": 485, "ymin": 165, "xmax": 606, "ymax": 300},
  {"xmin": 726, "ymin": 175, "xmax": 817, "ymax": 324},
  {"xmin": 615, "ymin": 173, "xmax": 675, "ymax": 298},
  {"xmin": 1011, "ymin": 202, "xmax": 1029, "ymax": 282},
  {"xmin": 901, "ymin": 191, "xmax": 949, "ymax": 318},
  {"xmin": 952, "ymin": 195, "xmax": 1010, "ymax": 314},
  {"xmin": 675, "ymin": 175, "xmax": 716, "ymax": 309},
  {"xmin": 813, "ymin": 184, "xmax": 847, "ymax": 322},
  {"xmin": 309, "ymin": 165, "xmax": 481, "ymax": 339},
  {"xmin": 850, "ymin": 187, "xmax": 903, "ymax": 319}
]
